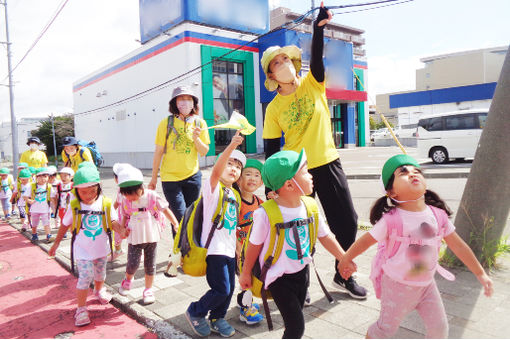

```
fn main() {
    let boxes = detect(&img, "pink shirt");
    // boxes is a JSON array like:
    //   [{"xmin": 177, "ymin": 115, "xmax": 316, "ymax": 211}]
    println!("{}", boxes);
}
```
[
  {"xmin": 249, "ymin": 201, "xmax": 330, "ymax": 289},
  {"xmin": 369, "ymin": 207, "xmax": 455, "ymax": 286}
]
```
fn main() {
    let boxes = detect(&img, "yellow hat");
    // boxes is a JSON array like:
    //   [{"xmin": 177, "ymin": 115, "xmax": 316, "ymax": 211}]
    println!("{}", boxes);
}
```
[{"xmin": 260, "ymin": 45, "xmax": 302, "ymax": 91}]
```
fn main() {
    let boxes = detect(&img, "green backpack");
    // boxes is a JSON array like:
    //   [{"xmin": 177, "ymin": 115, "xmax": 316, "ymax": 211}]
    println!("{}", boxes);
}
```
[{"xmin": 172, "ymin": 183, "xmax": 241, "ymax": 277}]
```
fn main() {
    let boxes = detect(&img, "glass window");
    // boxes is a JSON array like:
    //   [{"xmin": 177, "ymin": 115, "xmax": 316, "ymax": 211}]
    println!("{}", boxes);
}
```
[
  {"xmin": 445, "ymin": 114, "xmax": 476, "ymax": 130},
  {"xmin": 428, "ymin": 117, "xmax": 443, "ymax": 131},
  {"xmin": 212, "ymin": 60, "xmax": 245, "ymax": 154},
  {"xmin": 477, "ymin": 113, "xmax": 487, "ymax": 129}
]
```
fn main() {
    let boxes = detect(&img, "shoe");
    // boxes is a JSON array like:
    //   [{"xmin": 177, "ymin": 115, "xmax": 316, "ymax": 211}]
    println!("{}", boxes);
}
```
[
  {"xmin": 110, "ymin": 249, "xmax": 123, "ymax": 261},
  {"xmin": 240, "ymin": 306, "xmax": 263, "ymax": 325},
  {"xmin": 31, "ymin": 234, "xmax": 39, "ymax": 242},
  {"xmin": 63, "ymin": 233, "xmax": 68, "ymax": 239},
  {"xmin": 304, "ymin": 289, "xmax": 312, "ymax": 306},
  {"xmin": 118, "ymin": 278, "xmax": 132, "ymax": 296},
  {"xmin": 4, "ymin": 214, "xmax": 10, "ymax": 221},
  {"xmin": 74, "ymin": 307, "xmax": 91, "ymax": 327},
  {"xmin": 210, "ymin": 318, "xmax": 235, "ymax": 337},
  {"xmin": 21, "ymin": 226, "xmax": 27, "ymax": 232},
  {"xmin": 46, "ymin": 234, "xmax": 55, "ymax": 244},
  {"xmin": 143, "ymin": 288, "xmax": 156, "ymax": 304},
  {"xmin": 185, "ymin": 310, "xmax": 211, "ymax": 337},
  {"xmin": 11, "ymin": 211, "xmax": 17, "ymax": 216},
  {"xmin": 94, "ymin": 287, "xmax": 112, "ymax": 304},
  {"xmin": 332, "ymin": 275, "xmax": 367, "ymax": 299}
]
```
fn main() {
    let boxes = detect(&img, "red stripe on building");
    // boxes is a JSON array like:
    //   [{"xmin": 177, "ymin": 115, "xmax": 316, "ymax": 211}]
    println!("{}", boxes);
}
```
[
  {"xmin": 353, "ymin": 64, "xmax": 367, "ymax": 69},
  {"xmin": 326, "ymin": 88, "xmax": 367, "ymax": 102}
]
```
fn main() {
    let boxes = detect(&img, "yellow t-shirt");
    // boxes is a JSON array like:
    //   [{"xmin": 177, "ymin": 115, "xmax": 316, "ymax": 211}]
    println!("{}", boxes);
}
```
[
  {"xmin": 262, "ymin": 72, "xmax": 339, "ymax": 169},
  {"xmin": 20, "ymin": 150, "xmax": 48, "ymax": 168},
  {"xmin": 155, "ymin": 116, "xmax": 210, "ymax": 182},
  {"xmin": 61, "ymin": 146, "xmax": 93, "ymax": 172}
]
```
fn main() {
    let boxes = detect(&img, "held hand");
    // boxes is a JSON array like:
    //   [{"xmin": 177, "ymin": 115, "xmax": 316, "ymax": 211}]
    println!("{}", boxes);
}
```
[
  {"xmin": 338, "ymin": 258, "xmax": 357, "ymax": 280},
  {"xmin": 316, "ymin": 2, "xmax": 333, "ymax": 27},
  {"xmin": 230, "ymin": 130, "xmax": 244, "ymax": 148},
  {"xmin": 148, "ymin": 178, "xmax": 157, "ymax": 190},
  {"xmin": 192, "ymin": 126, "xmax": 201, "ymax": 141},
  {"xmin": 48, "ymin": 243, "xmax": 58, "ymax": 257},
  {"xmin": 239, "ymin": 271, "xmax": 252, "ymax": 290},
  {"xmin": 477, "ymin": 273, "xmax": 494, "ymax": 297}
]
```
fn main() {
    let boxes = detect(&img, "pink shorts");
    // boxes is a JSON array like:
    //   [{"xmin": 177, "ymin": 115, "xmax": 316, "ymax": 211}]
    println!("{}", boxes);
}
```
[
  {"xmin": 31, "ymin": 212, "xmax": 50, "ymax": 228},
  {"xmin": 368, "ymin": 274, "xmax": 448, "ymax": 338}
]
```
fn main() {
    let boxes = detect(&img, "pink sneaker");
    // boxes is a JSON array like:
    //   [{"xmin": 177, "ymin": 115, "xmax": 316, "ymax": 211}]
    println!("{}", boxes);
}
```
[
  {"xmin": 74, "ymin": 307, "xmax": 91, "ymax": 327},
  {"xmin": 118, "ymin": 278, "xmax": 132, "ymax": 296},
  {"xmin": 94, "ymin": 287, "xmax": 112, "ymax": 304}
]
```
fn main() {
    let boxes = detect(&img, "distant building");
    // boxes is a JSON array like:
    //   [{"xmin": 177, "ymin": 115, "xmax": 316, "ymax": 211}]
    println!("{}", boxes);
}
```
[
  {"xmin": 0, "ymin": 117, "xmax": 46, "ymax": 160},
  {"xmin": 376, "ymin": 46, "xmax": 507, "ymax": 129}
]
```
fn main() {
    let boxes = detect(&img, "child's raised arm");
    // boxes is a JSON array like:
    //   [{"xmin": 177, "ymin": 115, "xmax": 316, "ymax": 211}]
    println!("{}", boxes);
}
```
[
  {"xmin": 444, "ymin": 231, "xmax": 493, "ymax": 297},
  {"xmin": 210, "ymin": 130, "xmax": 243, "ymax": 192},
  {"xmin": 339, "ymin": 232, "xmax": 377, "ymax": 279}
]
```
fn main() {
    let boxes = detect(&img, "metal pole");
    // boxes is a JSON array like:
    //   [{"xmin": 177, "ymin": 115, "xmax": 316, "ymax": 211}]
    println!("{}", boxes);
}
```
[
  {"xmin": 2, "ymin": 0, "xmax": 19, "ymax": 179},
  {"xmin": 51, "ymin": 114, "xmax": 58, "ymax": 167}
]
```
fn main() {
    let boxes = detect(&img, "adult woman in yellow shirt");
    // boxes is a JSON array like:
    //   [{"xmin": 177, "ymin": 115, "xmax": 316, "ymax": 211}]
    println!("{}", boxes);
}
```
[
  {"xmin": 20, "ymin": 137, "xmax": 48, "ymax": 168},
  {"xmin": 149, "ymin": 86, "xmax": 210, "ymax": 236},
  {"xmin": 61, "ymin": 136, "xmax": 93, "ymax": 173},
  {"xmin": 261, "ymin": 4, "xmax": 367, "ymax": 299}
]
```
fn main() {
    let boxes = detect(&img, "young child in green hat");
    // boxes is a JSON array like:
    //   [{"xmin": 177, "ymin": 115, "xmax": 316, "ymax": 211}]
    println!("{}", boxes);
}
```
[
  {"xmin": 26, "ymin": 167, "xmax": 54, "ymax": 243},
  {"xmin": 0, "ymin": 167, "xmax": 13, "ymax": 220},
  {"xmin": 12, "ymin": 168, "xmax": 32, "ymax": 232},
  {"xmin": 239, "ymin": 149, "xmax": 356, "ymax": 339}
]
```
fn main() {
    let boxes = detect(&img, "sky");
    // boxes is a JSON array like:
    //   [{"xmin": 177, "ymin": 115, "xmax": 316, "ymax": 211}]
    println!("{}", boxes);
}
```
[{"xmin": 0, "ymin": 0, "xmax": 508, "ymax": 122}]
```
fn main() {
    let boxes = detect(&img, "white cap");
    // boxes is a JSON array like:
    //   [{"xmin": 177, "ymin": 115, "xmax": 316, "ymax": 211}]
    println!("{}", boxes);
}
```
[
  {"xmin": 113, "ymin": 163, "xmax": 132, "ymax": 176},
  {"xmin": 230, "ymin": 149, "xmax": 246, "ymax": 167},
  {"xmin": 117, "ymin": 166, "xmax": 144, "ymax": 188},
  {"xmin": 59, "ymin": 167, "xmax": 75, "ymax": 177},
  {"xmin": 47, "ymin": 165, "xmax": 57, "ymax": 175}
]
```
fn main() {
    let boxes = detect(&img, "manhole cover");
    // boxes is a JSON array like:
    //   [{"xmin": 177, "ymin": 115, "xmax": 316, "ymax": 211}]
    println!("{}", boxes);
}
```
[
  {"xmin": 0, "ymin": 261, "xmax": 11, "ymax": 274},
  {"xmin": 55, "ymin": 331, "xmax": 74, "ymax": 339}
]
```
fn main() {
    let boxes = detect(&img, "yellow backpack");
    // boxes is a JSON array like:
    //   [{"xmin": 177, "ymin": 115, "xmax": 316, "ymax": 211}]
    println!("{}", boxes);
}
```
[
  {"xmin": 239, "ymin": 196, "xmax": 333, "ymax": 330},
  {"xmin": 69, "ymin": 197, "xmax": 113, "ymax": 273},
  {"xmin": 172, "ymin": 183, "xmax": 241, "ymax": 277},
  {"xmin": 30, "ymin": 182, "xmax": 51, "ymax": 205}
]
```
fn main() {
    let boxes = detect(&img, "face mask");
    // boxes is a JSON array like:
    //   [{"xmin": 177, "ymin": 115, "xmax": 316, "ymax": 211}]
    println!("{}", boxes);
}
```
[
  {"xmin": 292, "ymin": 178, "xmax": 305, "ymax": 196},
  {"xmin": 67, "ymin": 148, "xmax": 77, "ymax": 156},
  {"xmin": 29, "ymin": 143, "xmax": 38, "ymax": 150},
  {"xmin": 273, "ymin": 62, "xmax": 296, "ymax": 84},
  {"xmin": 177, "ymin": 100, "xmax": 194, "ymax": 115}
]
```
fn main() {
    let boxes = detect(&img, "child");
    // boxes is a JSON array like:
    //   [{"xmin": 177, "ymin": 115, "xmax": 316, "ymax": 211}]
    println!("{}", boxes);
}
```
[
  {"xmin": 12, "ymin": 169, "xmax": 32, "ymax": 232},
  {"xmin": 56, "ymin": 167, "xmax": 74, "ymax": 238},
  {"xmin": 0, "ymin": 167, "xmax": 14, "ymax": 220},
  {"xmin": 48, "ymin": 165, "xmax": 61, "ymax": 229},
  {"xmin": 26, "ymin": 167, "xmax": 54, "ymax": 243},
  {"xmin": 10, "ymin": 162, "xmax": 29, "ymax": 215},
  {"xmin": 239, "ymin": 149, "xmax": 356, "ymax": 339},
  {"xmin": 116, "ymin": 166, "xmax": 179, "ymax": 304},
  {"xmin": 338, "ymin": 154, "xmax": 494, "ymax": 338},
  {"xmin": 185, "ymin": 130, "xmax": 244, "ymax": 338},
  {"xmin": 49, "ymin": 161, "xmax": 127, "ymax": 327},
  {"xmin": 111, "ymin": 163, "xmax": 132, "ymax": 260},
  {"xmin": 235, "ymin": 159, "xmax": 264, "ymax": 325}
]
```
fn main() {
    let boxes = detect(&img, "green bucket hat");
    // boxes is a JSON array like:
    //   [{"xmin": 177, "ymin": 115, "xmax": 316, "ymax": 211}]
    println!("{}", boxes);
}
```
[
  {"xmin": 19, "ymin": 169, "xmax": 32, "ymax": 179},
  {"xmin": 381, "ymin": 154, "xmax": 421, "ymax": 189},
  {"xmin": 262, "ymin": 149, "xmax": 306, "ymax": 191},
  {"xmin": 0, "ymin": 167, "xmax": 9, "ymax": 175},
  {"xmin": 18, "ymin": 162, "xmax": 28, "ymax": 169},
  {"xmin": 29, "ymin": 166, "xmax": 36, "ymax": 174},
  {"xmin": 244, "ymin": 159, "xmax": 263, "ymax": 174},
  {"xmin": 74, "ymin": 162, "xmax": 100, "ymax": 188},
  {"xmin": 35, "ymin": 167, "xmax": 50, "ymax": 176}
]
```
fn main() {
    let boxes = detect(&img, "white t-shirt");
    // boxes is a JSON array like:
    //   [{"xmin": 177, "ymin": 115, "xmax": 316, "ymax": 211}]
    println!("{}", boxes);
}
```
[
  {"xmin": 50, "ymin": 180, "xmax": 61, "ymax": 198},
  {"xmin": 249, "ymin": 201, "xmax": 331, "ymax": 289},
  {"xmin": 0, "ymin": 178, "xmax": 12, "ymax": 199},
  {"xmin": 120, "ymin": 190, "xmax": 169, "ymax": 245},
  {"xmin": 17, "ymin": 183, "xmax": 31, "ymax": 208},
  {"xmin": 30, "ymin": 184, "xmax": 51, "ymax": 214},
  {"xmin": 62, "ymin": 195, "xmax": 118, "ymax": 261},
  {"xmin": 58, "ymin": 182, "xmax": 73, "ymax": 209},
  {"xmin": 369, "ymin": 206, "xmax": 455, "ymax": 286},
  {"xmin": 200, "ymin": 180, "xmax": 238, "ymax": 258}
]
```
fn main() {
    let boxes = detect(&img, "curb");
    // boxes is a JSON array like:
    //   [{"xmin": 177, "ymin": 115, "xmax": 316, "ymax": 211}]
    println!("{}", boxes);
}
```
[{"xmin": 6, "ymin": 221, "xmax": 189, "ymax": 339}]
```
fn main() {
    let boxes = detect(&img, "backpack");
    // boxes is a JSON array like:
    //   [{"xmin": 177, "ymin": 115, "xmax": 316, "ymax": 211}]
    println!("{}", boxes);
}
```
[
  {"xmin": 121, "ymin": 189, "xmax": 166, "ymax": 232},
  {"xmin": 1, "ymin": 175, "xmax": 13, "ymax": 195},
  {"xmin": 239, "ymin": 196, "xmax": 333, "ymax": 331},
  {"xmin": 171, "ymin": 183, "xmax": 241, "ymax": 277},
  {"xmin": 55, "ymin": 182, "xmax": 73, "ymax": 214},
  {"xmin": 69, "ymin": 197, "xmax": 113, "ymax": 273},
  {"xmin": 370, "ymin": 205, "xmax": 456, "ymax": 299},
  {"xmin": 30, "ymin": 182, "xmax": 51, "ymax": 206},
  {"xmin": 163, "ymin": 115, "xmax": 199, "ymax": 154},
  {"xmin": 77, "ymin": 141, "xmax": 104, "ymax": 167}
]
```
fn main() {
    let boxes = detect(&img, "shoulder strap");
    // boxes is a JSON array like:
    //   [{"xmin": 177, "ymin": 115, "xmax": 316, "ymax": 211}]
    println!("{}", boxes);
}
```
[
  {"xmin": 384, "ymin": 208, "xmax": 403, "ymax": 258},
  {"xmin": 429, "ymin": 205, "xmax": 449, "ymax": 238},
  {"xmin": 260, "ymin": 200, "xmax": 286, "ymax": 276},
  {"xmin": 163, "ymin": 115, "xmax": 179, "ymax": 154},
  {"xmin": 79, "ymin": 148, "xmax": 85, "ymax": 162},
  {"xmin": 301, "ymin": 196, "xmax": 319, "ymax": 253}
]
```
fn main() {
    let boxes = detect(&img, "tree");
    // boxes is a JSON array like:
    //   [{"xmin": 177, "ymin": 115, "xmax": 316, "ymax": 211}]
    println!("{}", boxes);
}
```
[{"xmin": 31, "ymin": 114, "xmax": 74, "ymax": 157}]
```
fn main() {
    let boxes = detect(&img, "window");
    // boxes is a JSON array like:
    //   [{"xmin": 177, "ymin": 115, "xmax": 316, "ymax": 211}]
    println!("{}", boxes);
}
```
[
  {"xmin": 212, "ymin": 60, "xmax": 245, "ymax": 154},
  {"xmin": 428, "ymin": 117, "xmax": 443, "ymax": 131},
  {"xmin": 445, "ymin": 114, "xmax": 476, "ymax": 130},
  {"xmin": 477, "ymin": 113, "xmax": 488, "ymax": 129}
]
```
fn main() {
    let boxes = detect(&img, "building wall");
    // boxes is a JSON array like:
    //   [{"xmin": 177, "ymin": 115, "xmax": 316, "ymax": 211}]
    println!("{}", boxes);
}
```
[{"xmin": 0, "ymin": 118, "xmax": 46, "ymax": 160}]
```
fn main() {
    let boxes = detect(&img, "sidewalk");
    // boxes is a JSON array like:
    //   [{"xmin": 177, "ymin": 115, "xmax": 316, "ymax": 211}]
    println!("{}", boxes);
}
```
[{"xmin": 0, "ymin": 221, "xmax": 157, "ymax": 339}]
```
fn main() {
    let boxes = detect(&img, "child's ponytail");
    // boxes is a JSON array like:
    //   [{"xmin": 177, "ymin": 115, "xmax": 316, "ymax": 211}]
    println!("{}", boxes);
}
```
[
  {"xmin": 424, "ymin": 189, "xmax": 452, "ymax": 217},
  {"xmin": 370, "ymin": 196, "xmax": 395, "ymax": 225}
]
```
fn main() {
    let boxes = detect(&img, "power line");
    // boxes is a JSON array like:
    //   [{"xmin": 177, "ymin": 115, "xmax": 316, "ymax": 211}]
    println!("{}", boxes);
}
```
[{"xmin": 73, "ymin": 0, "xmax": 414, "ymax": 116}]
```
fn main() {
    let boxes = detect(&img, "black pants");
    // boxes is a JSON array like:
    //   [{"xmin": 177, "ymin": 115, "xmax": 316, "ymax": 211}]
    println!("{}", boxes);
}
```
[
  {"xmin": 268, "ymin": 266, "xmax": 309, "ymax": 339},
  {"xmin": 309, "ymin": 158, "xmax": 358, "ymax": 277}
]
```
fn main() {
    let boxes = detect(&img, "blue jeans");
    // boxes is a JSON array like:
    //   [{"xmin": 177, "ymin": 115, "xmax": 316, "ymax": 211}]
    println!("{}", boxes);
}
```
[
  {"xmin": 162, "ymin": 171, "xmax": 202, "ymax": 236},
  {"xmin": 188, "ymin": 255, "xmax": 236, "ymax": 320}
]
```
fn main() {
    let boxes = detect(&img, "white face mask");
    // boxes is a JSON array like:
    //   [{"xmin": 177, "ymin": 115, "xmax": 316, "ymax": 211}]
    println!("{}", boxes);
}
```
[
  {"xmin": 177, "ymin": 99, "xmax": 194, "ymax": 116},
  {"xmin": 273, "ymin": 62, "xmax": 297, "ymax": 84},
  {"xmin": 292, "ymin": 178, "xmax": 305, "ymax": 196},
  {"xmin": 29, "ymin": 143, "xmax": 38, "ymax": 150}
]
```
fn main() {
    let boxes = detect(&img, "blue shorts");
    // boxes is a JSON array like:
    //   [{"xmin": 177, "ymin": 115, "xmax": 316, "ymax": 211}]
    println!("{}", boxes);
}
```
[{"xmin": 1, "ymin": 198, "xmax": 12, "ymax": 212}]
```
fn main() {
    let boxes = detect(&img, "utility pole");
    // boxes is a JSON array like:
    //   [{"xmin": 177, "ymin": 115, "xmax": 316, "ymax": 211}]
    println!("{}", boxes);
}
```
[
  {"xmin": 1, "ymin": 0, "xmax": 19, "ymax": 179},
  {"xmin": 50, "ymin": 113, "xmax": 58, "ymax": 167},
  {"xmin": 453, "ymin": 46, "xmax": 510, "ymax": 264}
]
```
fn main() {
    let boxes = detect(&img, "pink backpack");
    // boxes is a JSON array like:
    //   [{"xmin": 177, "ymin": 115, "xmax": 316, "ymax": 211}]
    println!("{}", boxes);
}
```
[
  {"xmin": 122, "ymin": 190, "xmax": 166, "ymax": 232},
  {"xmin": 370, "ymin": 205, "xmax": 455, "ymax": 299}
]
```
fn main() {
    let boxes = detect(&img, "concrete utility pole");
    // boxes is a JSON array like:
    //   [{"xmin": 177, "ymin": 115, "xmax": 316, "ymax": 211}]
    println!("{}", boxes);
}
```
[
  {"xmin": 50, "ymin": 114, "xmax": 58, "ymax": 167},
  {"xmin": 454, "ymin": 46, "xmax": 510, "ymax": 263},
  {"xmin": 2, "ymin": 0, "xmax": 19, "ymax": 178}
]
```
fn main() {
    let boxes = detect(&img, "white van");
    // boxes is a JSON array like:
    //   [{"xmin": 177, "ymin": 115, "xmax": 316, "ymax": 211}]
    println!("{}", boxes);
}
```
[{"xmin": 416, "ymin": 109, "xmax": 488, "ymax": 164}]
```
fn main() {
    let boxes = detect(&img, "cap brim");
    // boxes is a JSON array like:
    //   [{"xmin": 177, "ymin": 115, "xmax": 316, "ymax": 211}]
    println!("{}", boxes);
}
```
[
  {"xmin": 74, "ymin": 182, "xmax": 99, "ymax": 188},
  {"xmin": 263, "ymin": 45, "xmax": 302, "ymax": 74},
  {"xmin": 118, "ymin": 180, "xmax": 143, "ymax": 188}
]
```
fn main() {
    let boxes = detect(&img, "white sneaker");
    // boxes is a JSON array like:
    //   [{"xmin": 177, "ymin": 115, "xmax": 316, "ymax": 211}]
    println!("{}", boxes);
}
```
[
  {"xmin": 143, "ymin": 288, "xmax": 155, "ymax": 304},
  {"xmin": 94, "ymin": 287, "xmax": 112, "ymax": 304},
  {"xmin": 118, "ymin": 278, "xmax": 132, "ymax": 296}
]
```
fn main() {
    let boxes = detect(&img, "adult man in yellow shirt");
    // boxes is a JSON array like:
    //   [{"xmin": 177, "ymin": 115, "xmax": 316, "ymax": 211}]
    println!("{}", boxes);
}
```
[
  {"xmin": 61, "ymin": 136, "xmax": 93, "ymax": 173},
  {"xmin": 20, "ymin": 137, "xmax": 48, "ymax": 168}
]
